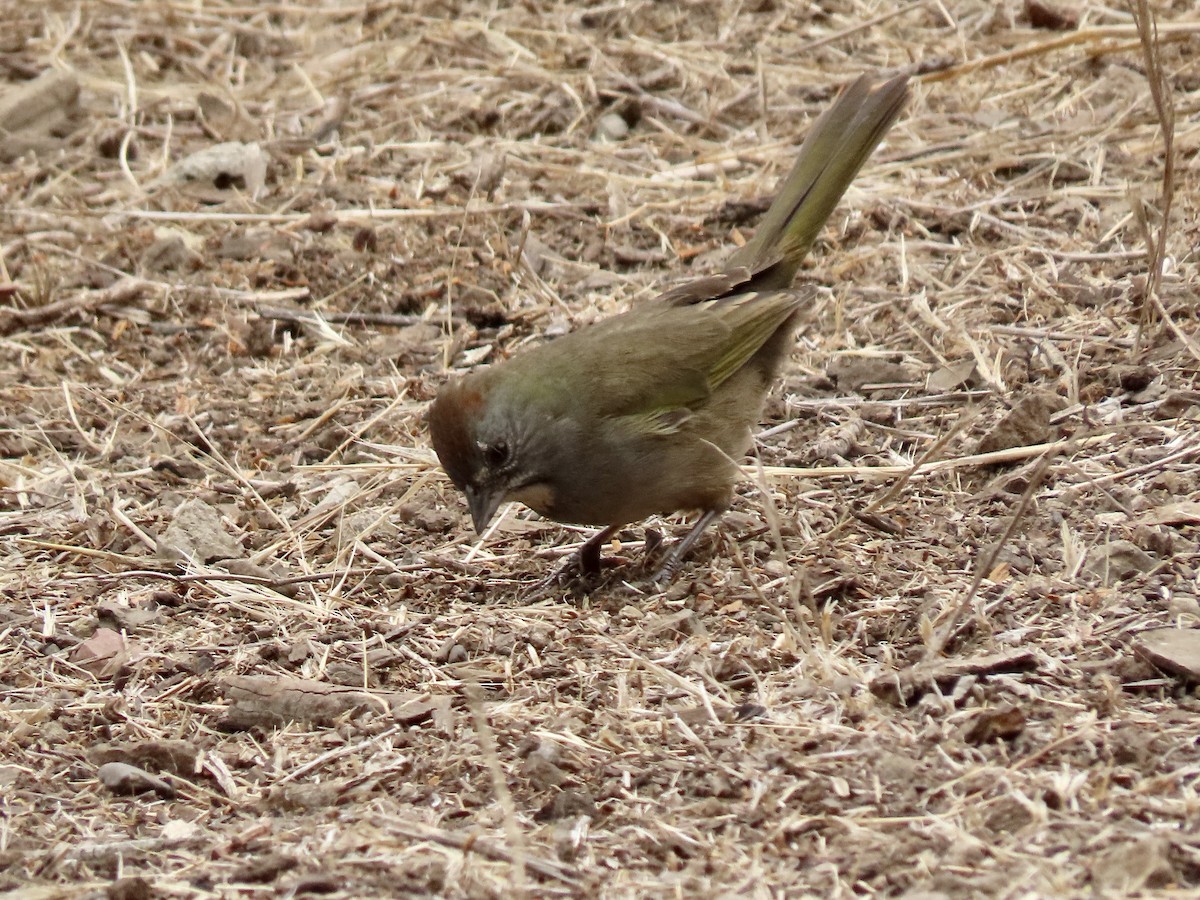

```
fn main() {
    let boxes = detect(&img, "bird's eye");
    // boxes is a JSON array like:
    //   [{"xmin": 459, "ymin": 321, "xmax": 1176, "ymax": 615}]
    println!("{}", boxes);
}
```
[{"xmin": 483, "ymin": 439, "xmax": 510, "ymax": 467}]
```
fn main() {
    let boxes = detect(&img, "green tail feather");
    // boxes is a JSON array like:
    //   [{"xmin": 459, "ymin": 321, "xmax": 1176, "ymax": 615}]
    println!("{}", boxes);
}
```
[{"xmin": 726, "ymin": 73, "xmax": 910, "ymax": 291}]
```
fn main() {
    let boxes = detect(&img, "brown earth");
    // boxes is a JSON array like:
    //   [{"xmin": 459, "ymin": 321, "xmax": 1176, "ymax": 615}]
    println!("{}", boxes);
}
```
[{"xmin": 3, "ymin": 1, "xmax": 1200, "ymax": 897}]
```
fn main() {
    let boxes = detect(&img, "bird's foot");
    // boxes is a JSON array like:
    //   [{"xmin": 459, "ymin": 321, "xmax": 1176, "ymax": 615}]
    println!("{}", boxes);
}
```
[
  {"xmin": 529, "ymin": 519, "xmax": 713, "ymax": 593},
  {"xmin": 534, "ymin": 552, "xmax": 631, "ymax": 592},
  {"xmin": 528, "ymin": 526, "xmax": 622, "ymax": 593},
  {"xmin": 646, "ymin": 510, "xmax": 721, "ymax": 586},
  {"xmin": 649, "ymin": 559, "xmax": 679, "ymax": 586}
]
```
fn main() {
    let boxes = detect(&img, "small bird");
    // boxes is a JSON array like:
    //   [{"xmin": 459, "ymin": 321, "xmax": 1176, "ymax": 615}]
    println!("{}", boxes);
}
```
[{"xmin": 430, "ymin": 73, "xmax": 910, "ymax": 580}]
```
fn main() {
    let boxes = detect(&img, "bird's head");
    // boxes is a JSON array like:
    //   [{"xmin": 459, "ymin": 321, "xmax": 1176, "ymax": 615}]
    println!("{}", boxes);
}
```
[{"xmin": 428, "ymin": 370, "xmax": 557, "ymax": 533}]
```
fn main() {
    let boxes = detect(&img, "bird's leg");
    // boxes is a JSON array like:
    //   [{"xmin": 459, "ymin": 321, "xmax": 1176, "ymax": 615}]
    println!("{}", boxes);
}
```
[
  {"xmin": 652, "ymin": 510, "xmax": 720, "ymax": 583},
  {"xmin": 578, "ymin": 525, "xmax": 620, "ymax": 576},
  {"xmin": 531, "ymin": 524, "xmax": 621, "ymax": 593},
  {"xmin": 642, "ymin": 527, "xmax": 663, "ymax": 560}
]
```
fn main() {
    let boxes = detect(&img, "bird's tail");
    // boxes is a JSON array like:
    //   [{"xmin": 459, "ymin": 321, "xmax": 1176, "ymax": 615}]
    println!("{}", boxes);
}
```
[{"xmin": 726, "ymin": 73, "xmax": 910, "ymax": 291}]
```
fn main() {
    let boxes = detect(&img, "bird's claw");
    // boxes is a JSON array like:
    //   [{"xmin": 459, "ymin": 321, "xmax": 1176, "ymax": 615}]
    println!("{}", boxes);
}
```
[
  {"xmin": 648, "ymin": 559, "xmax": 679, "ymax": 586},
  {"xmin": 528, "ymin": 525, "xmax": 692, "ymax": 592},
  {"xmin": 530, "ymin": 551, "xmax": 631, "ymax": 594}
]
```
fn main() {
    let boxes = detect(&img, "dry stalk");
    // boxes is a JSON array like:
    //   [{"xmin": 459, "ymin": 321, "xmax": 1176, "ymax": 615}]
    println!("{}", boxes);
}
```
[
  {"xmin": 466, "ymin": 685, "xmax": 527, "ymax": 898},
  {"xmin": 1129, "ymin": 0, "xmax": 1200, "ymax": 365},
  {"xmin": 925, "ymin": 451, "xmax": 1054, "ymax": 660}
]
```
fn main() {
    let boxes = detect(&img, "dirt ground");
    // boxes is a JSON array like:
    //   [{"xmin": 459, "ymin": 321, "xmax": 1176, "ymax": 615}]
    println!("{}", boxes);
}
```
[{"xmin": 3, "ymin": 1, "xmax": 1200, "ymax": 897}]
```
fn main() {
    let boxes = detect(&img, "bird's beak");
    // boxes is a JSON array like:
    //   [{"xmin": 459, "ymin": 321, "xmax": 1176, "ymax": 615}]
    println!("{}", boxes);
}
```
[{"xmin": 464, "ymin": 484, "xmax": 503, "ymax": 535}]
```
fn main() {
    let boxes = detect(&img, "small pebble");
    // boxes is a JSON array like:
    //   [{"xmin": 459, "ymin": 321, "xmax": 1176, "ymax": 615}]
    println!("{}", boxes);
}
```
[
  {"xmin": 764, "ymin": 559, "xmax": 790, "ymax": 578},
  {"xmin": 593, "ymin": 112, "xmax": 629, "ymax": 142}
]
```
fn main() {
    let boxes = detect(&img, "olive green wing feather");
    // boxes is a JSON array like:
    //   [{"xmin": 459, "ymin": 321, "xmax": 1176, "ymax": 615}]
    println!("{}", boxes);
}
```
[
  {"xmin": 507, "ymin": 288, "xmax": 803, "ymax": 433},
  {"xmin": 702, "ymin": 289, "xmax": 805, "ymax": 390}
]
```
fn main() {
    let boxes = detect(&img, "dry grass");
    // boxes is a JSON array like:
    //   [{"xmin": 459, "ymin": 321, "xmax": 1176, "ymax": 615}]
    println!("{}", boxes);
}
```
[{"xmin": 3, "ymin": 0, "xmax": 1200, "ymax": 896}]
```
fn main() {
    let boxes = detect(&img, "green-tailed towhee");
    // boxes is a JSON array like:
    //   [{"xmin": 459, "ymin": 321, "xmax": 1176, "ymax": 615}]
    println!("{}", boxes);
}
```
[{"xmin": 430, "ymin": 73, "xmax": 910, "ymax": 580}]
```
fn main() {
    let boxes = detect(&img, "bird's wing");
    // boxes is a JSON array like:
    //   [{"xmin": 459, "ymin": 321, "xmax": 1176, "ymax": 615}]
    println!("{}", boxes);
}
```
[
  {"xmin": 519, "ymin": 286, "xmax": 803, "ymax": 430},
  {"xmin": 649, "ymin": 266, "xmax": 808, "ymax": 392},
  {"xmin": 701, "ymin": 288, "xmax": 806, "ymax": 390},
  {"xmin": 541, "ymin": 305, "xmax": 722, "ymax": 418}
]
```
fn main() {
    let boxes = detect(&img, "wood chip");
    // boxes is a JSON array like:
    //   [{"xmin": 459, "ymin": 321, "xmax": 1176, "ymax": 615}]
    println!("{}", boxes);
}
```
[
  {"xmin": 871, "ymin": 650, "xmax": 1038, "ymax": 704},
  {"xmin": 1133, "ymin": 628, "xmax": 1200, "ymax": 681},
  {"xmin": 221, "ymin": 675, "xmax": 452, "ymax": 729}
]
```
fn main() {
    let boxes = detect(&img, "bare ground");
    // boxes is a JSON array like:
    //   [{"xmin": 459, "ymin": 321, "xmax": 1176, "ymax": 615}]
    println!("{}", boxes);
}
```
[{"xmin": 3, "ymin": 1, "xmax": 1200, "ymax": 897}]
